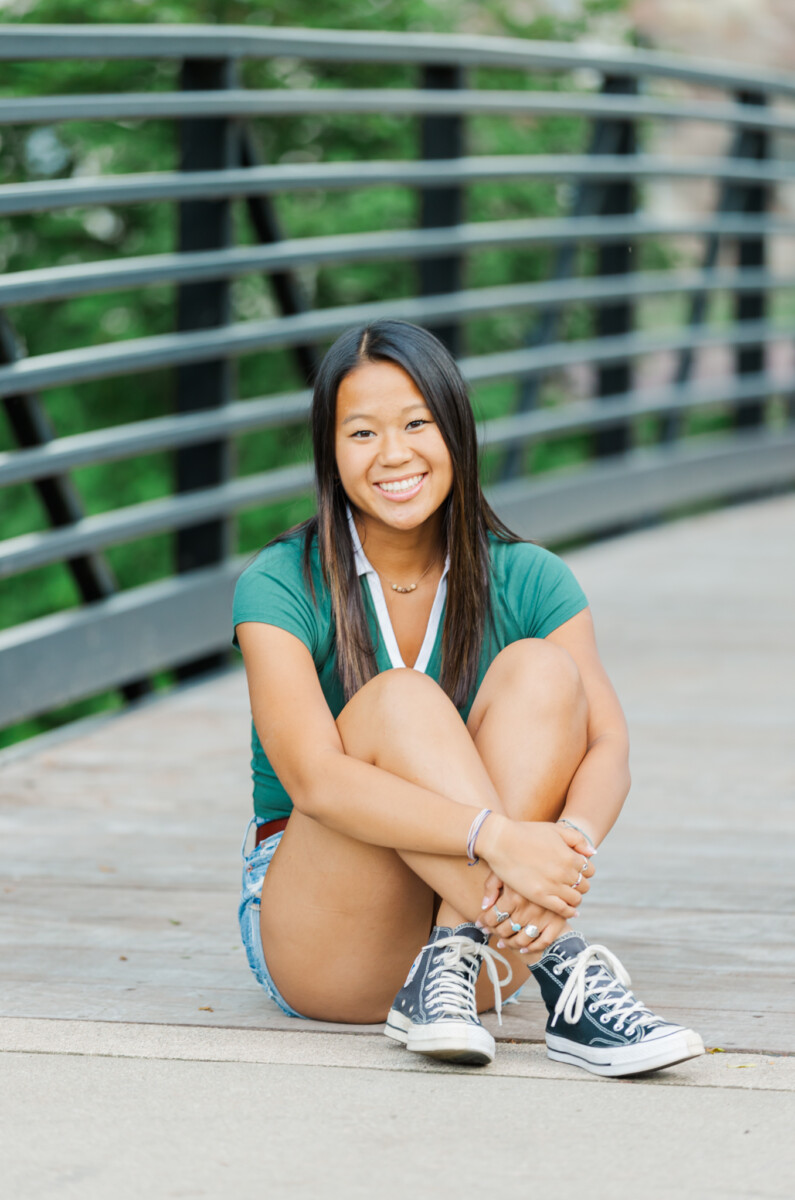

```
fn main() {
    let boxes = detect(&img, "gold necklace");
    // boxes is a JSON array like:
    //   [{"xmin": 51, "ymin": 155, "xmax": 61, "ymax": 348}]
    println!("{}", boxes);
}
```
[{"xmin": 379, "ymin": 557, "xmax": 438, "ymax": 594}]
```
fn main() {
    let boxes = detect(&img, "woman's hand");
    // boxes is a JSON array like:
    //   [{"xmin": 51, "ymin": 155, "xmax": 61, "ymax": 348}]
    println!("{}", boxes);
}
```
[
  {"xmin": 479, "ymin": 873, "xmax": 593, "ymax": 955},
  {"xmin": 477, "ymin": 815, "xmax": 595, "ymax": 919}
]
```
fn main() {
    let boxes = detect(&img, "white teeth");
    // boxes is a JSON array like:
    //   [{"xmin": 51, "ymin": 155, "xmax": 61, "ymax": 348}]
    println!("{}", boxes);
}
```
[{"xmin": 378, "ymin": 474, "xmax": 423, "ymax": 494}]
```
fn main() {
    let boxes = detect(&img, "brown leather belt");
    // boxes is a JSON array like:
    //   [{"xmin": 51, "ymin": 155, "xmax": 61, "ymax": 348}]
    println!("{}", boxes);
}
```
[{"xmin": 255, "ymin": 817, "xmax": 289, "ymax": 846}]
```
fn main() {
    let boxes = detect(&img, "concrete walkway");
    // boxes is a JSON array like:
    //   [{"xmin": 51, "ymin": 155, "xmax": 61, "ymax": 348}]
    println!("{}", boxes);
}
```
[
  {"xmin": 1, "ymin": 494, "xmax": 794, "ymax": 1197},
  {"xmin": 2, "ymin": 1019, "xmax": 794, "ymax": 1200}
]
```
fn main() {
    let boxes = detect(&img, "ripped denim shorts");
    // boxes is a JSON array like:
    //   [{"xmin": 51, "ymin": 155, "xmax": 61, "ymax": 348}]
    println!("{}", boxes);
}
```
[{"xmin": 238, "ymin": 816, "xmax": 307, "ymax": 1019}]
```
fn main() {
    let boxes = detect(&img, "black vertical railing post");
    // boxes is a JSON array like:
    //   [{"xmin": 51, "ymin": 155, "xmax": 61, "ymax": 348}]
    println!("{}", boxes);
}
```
[
  {"xmin": 0, "ymin": 315, "xmax": 152, "ymax": 701},
  {"xmin": 733, "ymin": 90, "xmax": 769, "ymax": 430},
  {"xmin": 418, "ymin": 64, "xmax": 465, "ymax": 357},
  {"xmin": 174, "ymin": 57, "xmax": 236, "ymax": 679},
  {"xmin": 238, "ymin": 124, "xmax": 321, "ymax": 385},
  {"xmin": 499, "ymin": 77, "xmax": 636, "ymax": 481},
  {"xmin": 662, "ymin": 127, "xmax": 747, "ymax": 445},
  {"xmin": 593, "ymin": 75, "xmax": 638, "ymax": 459}
]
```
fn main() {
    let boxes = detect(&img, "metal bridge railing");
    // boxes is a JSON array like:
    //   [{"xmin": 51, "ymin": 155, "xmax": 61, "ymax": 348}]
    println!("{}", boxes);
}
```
[{"xmin": 1, "ymin": 25, "xmax": 794, "ymax": 732}]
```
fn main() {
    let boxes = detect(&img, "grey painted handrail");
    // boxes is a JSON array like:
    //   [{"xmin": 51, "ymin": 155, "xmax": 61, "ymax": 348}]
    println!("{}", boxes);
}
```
[
  {"xmin": 5, "ymin": 88, "xmax": 795, "ymax": 133},
  {"xmin": 0, "ymin": 392, "xmax": 313, "ymax": 487},
  {"xmin": 0, "ymin": 289, "xmax": 789, "ymax": 398},
  {"xmin": 2, "ymin": 155, "xmax": 793, "ymax": 218},
  {"xmin": 0, "ymin": 464, "xmax": 315, "ymax": 579},
  {"xmin": 3, "ymin": 216, "xmax": 792, "ymax": 307},
  {"xmin": 3, "ymin": 26, "xmax": 795, "ymax": 98}
]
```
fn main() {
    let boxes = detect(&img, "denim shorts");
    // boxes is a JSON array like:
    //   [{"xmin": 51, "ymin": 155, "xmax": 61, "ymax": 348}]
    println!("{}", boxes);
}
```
[
  {"xmin": 239, "ymin": 816, "xmax": 525, "ymax": 1018},
  {"xmin": 238, "ymin": 816, "xmax": 307, "ymax": 1019}
]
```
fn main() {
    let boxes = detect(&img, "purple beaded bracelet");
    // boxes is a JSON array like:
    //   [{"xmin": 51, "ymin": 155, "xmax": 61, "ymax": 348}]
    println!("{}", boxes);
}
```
[{"xmin": 466, "ymin": 807, "xmax": 492, "ymax": 866}]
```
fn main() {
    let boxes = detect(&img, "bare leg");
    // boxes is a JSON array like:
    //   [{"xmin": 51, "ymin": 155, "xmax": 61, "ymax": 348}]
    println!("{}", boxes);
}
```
[
  {"xmin": 398, "ymin": 639, "xmax": 588, "ymax": 999},
  {"xmin": 259, "ymin": 642, "xmax": 587, "ymax": 1022},
  {"xmin": 259, "ymin": 669, "xmax": 504, "ymax": 1022},
  {"xmin": 467, "ymin": 638, "xmax": 589, "ymax": 820}
]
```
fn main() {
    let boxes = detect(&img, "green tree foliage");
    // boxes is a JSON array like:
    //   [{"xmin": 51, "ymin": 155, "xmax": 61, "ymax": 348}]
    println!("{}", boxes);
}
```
[{"xmin": 0, "ymin": 0, "xmax": 627, "ymax": 745}]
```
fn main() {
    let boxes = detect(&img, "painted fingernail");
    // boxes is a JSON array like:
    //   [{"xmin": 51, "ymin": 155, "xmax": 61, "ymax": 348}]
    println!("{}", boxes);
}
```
[
  {"xmin": 497, "ymin": 940, "xmax": 505, "ymax": 949},
  {"xmin": 481, "ymin": 897, "xmax": 492, "ymax": 910},
  {"xmin": 474, "ymin": 920, "xmax": 484, "ymax": 930},
  {"xmin": 519, "ymin": 947, "xmax": 529, "ymax": 955}
]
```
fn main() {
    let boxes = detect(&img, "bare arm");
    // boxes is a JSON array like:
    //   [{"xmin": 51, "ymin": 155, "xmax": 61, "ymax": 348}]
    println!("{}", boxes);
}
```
[
  {"xmin": 546, "ymin": 607, "xmax": 631, "ymax": 847},
  {"xmin": 237, "ymin": 621, "xmax": 478, "ymax": 856},
  {"xmin": 237, "ymin": 620, "xmax": 590, "ymax": 916}
]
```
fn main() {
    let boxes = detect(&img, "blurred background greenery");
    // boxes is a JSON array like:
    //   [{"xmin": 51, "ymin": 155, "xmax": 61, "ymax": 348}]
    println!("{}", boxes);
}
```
[{"xmin": 0, "ymin": 0, "xmax": 721, "ymax": 747}]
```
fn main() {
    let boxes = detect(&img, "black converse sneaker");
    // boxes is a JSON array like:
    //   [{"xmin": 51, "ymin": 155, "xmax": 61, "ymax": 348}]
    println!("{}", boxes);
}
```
[
  {"xmin": 384, "ymin": 923, "xmax": 511, "ymax": 1066},
  {"xmin": 530, "ymin": 931, "xmax": 705, "ymax": 1077}
]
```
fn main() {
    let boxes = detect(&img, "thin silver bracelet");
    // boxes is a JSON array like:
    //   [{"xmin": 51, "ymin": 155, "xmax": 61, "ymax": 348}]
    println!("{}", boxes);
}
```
[
  {"xmin": 557, "ymin": 817, "xmax": 596, "ymax": 852},
  {"xmin": 466, "ymin": 808, "xmax": 492, "ymax": 866}
]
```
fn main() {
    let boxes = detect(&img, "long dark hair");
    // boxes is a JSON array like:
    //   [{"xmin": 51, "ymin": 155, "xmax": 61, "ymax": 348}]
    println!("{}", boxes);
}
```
[{"xmin": 273, "ymin": 320, "xmax": 521, "ymax": 707}]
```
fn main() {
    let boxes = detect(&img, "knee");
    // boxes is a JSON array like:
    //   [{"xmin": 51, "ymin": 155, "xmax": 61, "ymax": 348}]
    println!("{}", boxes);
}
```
[
  {"xmin": 337, "ymin": 668, "xmax": 450, "ymax": 751},
  {"xmin": 491, "ymin": 638, "xmax": 585, "ymax": 707},
  {"xmin": 359, "ymin": 667, "xmax": 444, "ymax": 706}
]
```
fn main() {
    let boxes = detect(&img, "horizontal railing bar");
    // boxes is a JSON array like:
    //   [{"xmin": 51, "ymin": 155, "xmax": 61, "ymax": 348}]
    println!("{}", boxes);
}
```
[
  {"xmin": 460, "ymin": 321, "xmax": 790, "ymax": 385},
  {"xmin": 3, "ymin": 27, "xmax": 795, "ymax": 99},
  {"xmin": 0, "ymin": 463, "xmax": 314, "ymax": 580},
  {"xmin": 5, "ymin": 88, "xmax": 795, "ymax": 133},
  {"xmin": 2, "ymin": 154, "xmax": 793, "ymax": 218},
  {"xmin": 5, "ymin": 215, "xmax": 795, "ymax": 307},
  {"xmin": 2, "ymin": 425, "xmax": 794, "ymax": 725},
  {"xmin": 0, "ymin": 391, "xmax": 313, "ymax": 486},
  {"xmin": 0, "ymin": 561, "xmax": 244, "ymax": 727},
  {"xmin": 0, "ymin": 274, "xmax": 791, "ymax": 397},
  {"xmin": 490, "ymin": 426, "xmax": 795, "ymax": 544},
  {"xmin": 480, "ymin": 372, "xmax": 795, "ymax": 448},
  {"xmin": 2, "ymin": 368, "xmax": 791, "ymax": 489}
]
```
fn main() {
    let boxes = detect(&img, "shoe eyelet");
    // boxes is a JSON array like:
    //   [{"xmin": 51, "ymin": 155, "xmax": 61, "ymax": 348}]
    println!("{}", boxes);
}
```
[
  {"xmin": 600, "ymin": 1014, "xmax": 610, "ymax": 1024},
  {"xmin": 553, "ymin": 966, "xmax": 562, "ymax": 976},
  {"xmin": 588, "ymin": 1003, "xmax": 599, "ymax": 1014}
]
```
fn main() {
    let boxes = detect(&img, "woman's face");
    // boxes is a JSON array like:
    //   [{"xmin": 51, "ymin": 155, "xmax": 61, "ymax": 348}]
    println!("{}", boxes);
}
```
[{"xmin": 334, "ymin": 359, "xmax": 453, "ymax": 535}]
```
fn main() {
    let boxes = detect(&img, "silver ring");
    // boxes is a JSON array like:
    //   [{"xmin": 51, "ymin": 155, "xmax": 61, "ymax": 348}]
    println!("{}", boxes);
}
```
[
  {"xmin": 582, "ymin": 858, "xmax": 589, "ymax": 871},
  {"xmin": 510, "ymin": 922, "xmax": 522, "ymax": 933},
  {"xmin": 524, "ymin": 924, "xmax": 540, "ymax": 940},
  {"xmin": 576, "ymin": 871, "xmax": 583, "ymax": 886},
  {"xmin": 495, "ymin": 909, "xmax": 511, "ymax": 924}
]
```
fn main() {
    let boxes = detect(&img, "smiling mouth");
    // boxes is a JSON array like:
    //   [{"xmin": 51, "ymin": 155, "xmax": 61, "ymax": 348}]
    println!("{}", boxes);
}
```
[{"xmin": 374, "ymin": 473, "xmax": 426, "ymax": 497}]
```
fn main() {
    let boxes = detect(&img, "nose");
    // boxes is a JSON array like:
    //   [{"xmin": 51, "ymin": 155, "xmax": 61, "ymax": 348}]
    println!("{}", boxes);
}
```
[{"xmin": 379, "ymin": 427, "xmax": 413, "ymax": 467}]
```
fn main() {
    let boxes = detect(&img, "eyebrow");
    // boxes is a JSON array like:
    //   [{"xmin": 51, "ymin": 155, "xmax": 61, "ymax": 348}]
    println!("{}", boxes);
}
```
[{"xmin": 341, "ymin": 402, "xmax": 429, "ymax": 426}]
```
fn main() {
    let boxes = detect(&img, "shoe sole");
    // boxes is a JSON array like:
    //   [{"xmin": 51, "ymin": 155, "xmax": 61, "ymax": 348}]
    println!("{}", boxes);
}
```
[
  {"xmin": 384, "ymin": 1009, "xmax": 411, "ymax": 1046},
  {"xmin": 545, "ymin": 1028, "xmax": 705, "ymax": 1078},
  {"xmin": 384, "ymin": 1009, "xmax": 495, "ymax": 1066}
]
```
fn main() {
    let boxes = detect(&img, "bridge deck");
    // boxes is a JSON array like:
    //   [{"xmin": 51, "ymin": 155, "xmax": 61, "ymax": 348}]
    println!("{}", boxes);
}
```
[{"xmin": 1, "ymin": 494, "xmax": 792, "ymax": 1054}]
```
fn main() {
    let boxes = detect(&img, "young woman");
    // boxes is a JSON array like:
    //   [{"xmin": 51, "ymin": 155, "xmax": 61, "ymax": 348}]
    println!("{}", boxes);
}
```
[{"xmin": 234, "ymin": 320, "xmax": 704, "ymax": 1077}]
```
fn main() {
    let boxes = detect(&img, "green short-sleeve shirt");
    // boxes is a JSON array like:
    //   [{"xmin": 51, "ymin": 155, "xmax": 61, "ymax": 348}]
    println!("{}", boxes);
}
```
[{"xmin": 233, "ymin": 530, "xmax": 588, "ymax": 821}]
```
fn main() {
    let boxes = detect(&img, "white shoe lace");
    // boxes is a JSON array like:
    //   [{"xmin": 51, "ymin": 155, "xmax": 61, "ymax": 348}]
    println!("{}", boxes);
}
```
[
  {"xmin": 423, "ymin": 935, "xmax": 513, "ymax": 1025},
  {"xmin": 550, "ymin": 944, "xmax": 663, "ymax": 1036}
]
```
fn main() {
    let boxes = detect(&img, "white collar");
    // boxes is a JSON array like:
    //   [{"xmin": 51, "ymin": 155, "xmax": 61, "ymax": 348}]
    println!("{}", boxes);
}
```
[{"xmin": 345, "ymin": 505, "xmax": 449, "ymax": 673}]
